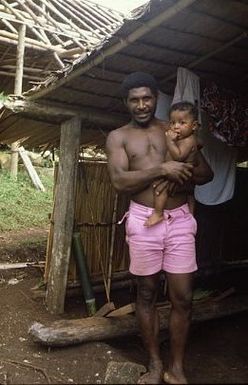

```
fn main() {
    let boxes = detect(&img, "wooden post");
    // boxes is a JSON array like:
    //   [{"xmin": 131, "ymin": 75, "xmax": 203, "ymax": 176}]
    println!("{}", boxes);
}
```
[
  {"xmin": 10, "ymin": 23, "xmax": 26, "ymax": 179},
  {"xmin": 18, "ymin": 146, "xmax": 45, "ymax": 191},
  {"xmin": 46, "ymin": 116, "xmax": 81, "ymax": 314}
]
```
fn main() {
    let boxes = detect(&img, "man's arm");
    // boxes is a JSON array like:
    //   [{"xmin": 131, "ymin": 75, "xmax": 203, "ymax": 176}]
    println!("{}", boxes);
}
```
[
  {"xmin": 153, "ymin": 151, "xmax": 213, "ymax": 195},
  {"xmin": 106, "ymin": 129, "xmax": 194, "ymax": 193}
]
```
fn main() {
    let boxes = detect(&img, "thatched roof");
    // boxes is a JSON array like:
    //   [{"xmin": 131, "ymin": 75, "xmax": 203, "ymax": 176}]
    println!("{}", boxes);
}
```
[
  {"xmin": 0, "ymin": 0, "xmax": 247, "ymax": 149},
  {"xmin": 0, "ymin": 0, "xmax": 124, "ymax": 93}
]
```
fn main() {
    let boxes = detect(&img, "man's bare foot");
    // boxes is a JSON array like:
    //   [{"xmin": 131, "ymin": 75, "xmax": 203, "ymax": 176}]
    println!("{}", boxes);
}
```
[
  {"xmin": 163, "ymin": 370, "xmax": 188, "ymax": 384},
  {"xmin": 137, "ymin": 361, "xmax": 163, "ymax": 384},
  {"xmin": 144, "ymin": 213, "xmax": 164, "ymax": 227}
]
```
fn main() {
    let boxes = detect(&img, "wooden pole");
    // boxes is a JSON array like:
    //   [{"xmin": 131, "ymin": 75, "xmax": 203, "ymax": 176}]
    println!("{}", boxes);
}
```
[
  {"xmin": 10, "ymin": 23, "xmax": 26, "ymax": 179},
  {"xmin": 107, "ymin": 193, "xmax": 118, "ymax": 294},
  {"xmin": 46, "ymin": 116, "xmax": 81, "ymax": 314}
]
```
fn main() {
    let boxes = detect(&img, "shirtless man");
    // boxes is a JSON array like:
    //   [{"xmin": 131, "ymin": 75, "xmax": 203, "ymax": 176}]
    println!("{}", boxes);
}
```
[{"xmin": 106, "ymin": 72, "xmax": 213, "ymax": 384}]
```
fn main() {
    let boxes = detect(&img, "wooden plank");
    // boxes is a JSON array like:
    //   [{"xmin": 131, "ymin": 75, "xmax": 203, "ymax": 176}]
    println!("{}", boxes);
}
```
[
  {"xmin": 106, "ymin": 303, "xmax": 135, "ymax": 317},
  {"xmin": 18, "ymin": 146, "xmax": 45, "ymax": 191},
  {"xmin": 0, "ymin": 262, "xmax": 44, "ymax": 270},
  {"xmin": 46, "ymin": 116, "xmax": 81, "ymax": 314},
  {"xmin": 94, "ymin": 302, "xmax": 116, "ymax": 317},
  {"xmin": 29, "ymin": 294, "xmax": 248, "ymax": 347}
]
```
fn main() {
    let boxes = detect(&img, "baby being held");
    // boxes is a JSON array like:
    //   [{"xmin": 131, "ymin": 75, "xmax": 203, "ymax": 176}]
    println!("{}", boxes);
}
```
[{"xmin": 145, "ymin": 101, "xmax": 199, "ymax": 227}]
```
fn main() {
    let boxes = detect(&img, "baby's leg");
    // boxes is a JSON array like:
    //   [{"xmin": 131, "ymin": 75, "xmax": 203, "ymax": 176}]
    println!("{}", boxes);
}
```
[{"xmin": 144, "ymin": 187, "xmax": 169, "ymax": 227}]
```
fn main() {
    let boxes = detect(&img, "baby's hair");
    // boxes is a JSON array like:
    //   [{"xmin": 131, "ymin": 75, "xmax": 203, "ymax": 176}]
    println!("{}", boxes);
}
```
[
  {"xmin": 120, "ymin": 72, "xmax": 158, "ymax": 99},
  {"xmin": 169, "ymin": 101, "xmax": 198, "ymax": 121}
]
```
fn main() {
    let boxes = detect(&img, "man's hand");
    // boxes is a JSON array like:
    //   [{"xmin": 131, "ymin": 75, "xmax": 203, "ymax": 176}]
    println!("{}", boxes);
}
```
[
  {"xmin": 161, "ymin": 160, "xmax": 193, "ymax": 185},
  {"xmin": 153, "ymin": 179, "xmax": 177, "ymax": 196}
]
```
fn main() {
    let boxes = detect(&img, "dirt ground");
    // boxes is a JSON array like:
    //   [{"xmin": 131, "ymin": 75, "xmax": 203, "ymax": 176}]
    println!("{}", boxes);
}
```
[{"xmin": 0, "ymin": 228, "xmax": 248, "ymax": 384}]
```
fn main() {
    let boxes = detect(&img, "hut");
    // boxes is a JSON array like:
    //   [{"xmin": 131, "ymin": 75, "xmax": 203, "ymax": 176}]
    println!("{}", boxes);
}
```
[{"xmin": 0, "ymin": 0, "xmax": 247, "ymax": 318}]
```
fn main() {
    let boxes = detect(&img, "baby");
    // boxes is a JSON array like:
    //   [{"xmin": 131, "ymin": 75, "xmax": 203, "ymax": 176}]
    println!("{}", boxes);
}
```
[{"xmin": 145, "ymin": 101, "xmax": 199, "ymax": 226}]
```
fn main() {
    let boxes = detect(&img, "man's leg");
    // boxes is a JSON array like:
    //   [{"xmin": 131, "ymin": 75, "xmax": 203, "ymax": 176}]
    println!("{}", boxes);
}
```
[
  {"xmin": 164, "ymin": 272, "xmax": 193, "ymax": 384},
  {"xmin": 136, "ymin": 273, "xmax": 163, "ymax": 384}
]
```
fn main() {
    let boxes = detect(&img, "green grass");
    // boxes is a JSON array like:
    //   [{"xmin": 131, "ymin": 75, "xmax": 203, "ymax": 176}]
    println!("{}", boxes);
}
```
[{"xmin": 0, "ymin": 169, "xmax": 54, "ymax": 232}]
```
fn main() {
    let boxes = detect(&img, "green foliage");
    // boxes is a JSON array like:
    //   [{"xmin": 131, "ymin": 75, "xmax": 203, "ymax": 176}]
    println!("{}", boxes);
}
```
[
  {"xmin": 0, "ymin": 169, "xmax": 54, "ymax": 232},
  {"xmin": 0, "ymin": 92, "xmax": 7, "ymax": 103}
]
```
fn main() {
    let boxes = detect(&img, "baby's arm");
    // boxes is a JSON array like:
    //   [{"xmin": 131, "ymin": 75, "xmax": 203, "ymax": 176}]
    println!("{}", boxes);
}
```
[{"xmin": 166, "ymin": 131, "xmax": 197, "ymax": 162}]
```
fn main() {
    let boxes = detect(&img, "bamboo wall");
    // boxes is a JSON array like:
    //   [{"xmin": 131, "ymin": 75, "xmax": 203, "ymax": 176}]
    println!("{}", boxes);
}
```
[{"xmin": 45, "ymin": 161, "xmax": 130, "ymax": 283}]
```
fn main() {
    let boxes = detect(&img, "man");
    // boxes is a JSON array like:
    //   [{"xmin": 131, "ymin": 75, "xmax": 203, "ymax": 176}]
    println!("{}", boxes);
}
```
[{"xmin": 106, "ymin": 72, "xmax": 213, "ymax": 384}]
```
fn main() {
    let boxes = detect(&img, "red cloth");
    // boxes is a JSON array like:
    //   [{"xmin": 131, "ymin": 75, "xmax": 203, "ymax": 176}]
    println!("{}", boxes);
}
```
[{"xmin": 201, "ymin": 82, "xmax": 248, "ymax": 146}]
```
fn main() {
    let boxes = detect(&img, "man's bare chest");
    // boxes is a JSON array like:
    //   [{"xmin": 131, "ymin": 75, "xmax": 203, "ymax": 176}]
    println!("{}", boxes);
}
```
[{"xmin": 124, "ymin": 131, "xmax": 166, "ymax": 161}]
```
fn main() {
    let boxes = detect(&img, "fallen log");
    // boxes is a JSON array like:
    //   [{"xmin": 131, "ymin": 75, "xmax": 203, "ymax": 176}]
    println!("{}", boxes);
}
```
[{"xmin": 29, "ymin": 294, "xmax": 248, "ymax": 347}]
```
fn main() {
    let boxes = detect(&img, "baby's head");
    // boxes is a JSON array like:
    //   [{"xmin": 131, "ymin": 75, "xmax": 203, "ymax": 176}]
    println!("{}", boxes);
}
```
[{"xmin": 169, "ymin": 101, "xmax": 199, "ymax": 138}]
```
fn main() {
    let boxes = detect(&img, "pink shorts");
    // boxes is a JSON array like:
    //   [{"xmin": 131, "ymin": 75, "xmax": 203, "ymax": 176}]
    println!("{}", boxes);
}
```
[{"xmin": 125, "ymin": 201, "xmax": 198, "ymax": 276}]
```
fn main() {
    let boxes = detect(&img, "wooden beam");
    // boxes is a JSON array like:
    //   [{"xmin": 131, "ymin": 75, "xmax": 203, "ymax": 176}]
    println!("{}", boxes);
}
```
[
  {"xmin": 46, "ymin": 116, "xmax": 81, "ymax": 314},
  {"xmin": 4, "ymin": 98, "xmax": 127, "ymax": 127}
]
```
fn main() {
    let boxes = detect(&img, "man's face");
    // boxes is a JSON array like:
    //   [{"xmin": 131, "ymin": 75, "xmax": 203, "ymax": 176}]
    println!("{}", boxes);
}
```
[{"xmin": 125, "ymin": 87, "xmax": 157, "ymax": 127}]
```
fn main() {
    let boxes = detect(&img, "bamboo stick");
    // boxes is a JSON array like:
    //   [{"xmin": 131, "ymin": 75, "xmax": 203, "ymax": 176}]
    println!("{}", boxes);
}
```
[
  {"xmin": 10, "ymin": 23, "xmax": 26, "ymax": 179},
  {"xmin": 1, "ymin": 18, "xmax": 17, "ymax": 33},
  {"xmin": 0, "ymin": 30, "xmax": 65, "ymax": 53},
  {"xmin": 53, "ymin": 52, "xmax": 65, "ymax": 68},
  {"xmin": 14, "ymin": 0, "xmax": 83, "ymax": 45},
  {"xmin": 51, "ymin": 0, "xmax": 103, "ymax": 39},
  {"xmin": 25, "ymin": 0, "xmax": 85, "ymax": 48},
  {"xmin": 107, "ymin": 193, "xmax": 118, "ymax": 294},
  {"xmin": 0, "ymin": 70, "xmax": 42, "ymax": 81},
  {"xmin": 14, "ymin": 0, "xmax": 51, "ymax": 45},
  {"xmin": 82, "ymin": 0, "xmax": 123, "ymax": 22},
  {"xmin": 0, "ymin": 65, "xmax": 49, "ymax": 73},
  {"xmin": 0, "ymin": 0, "xmax": 48, "ymax": 44}
]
